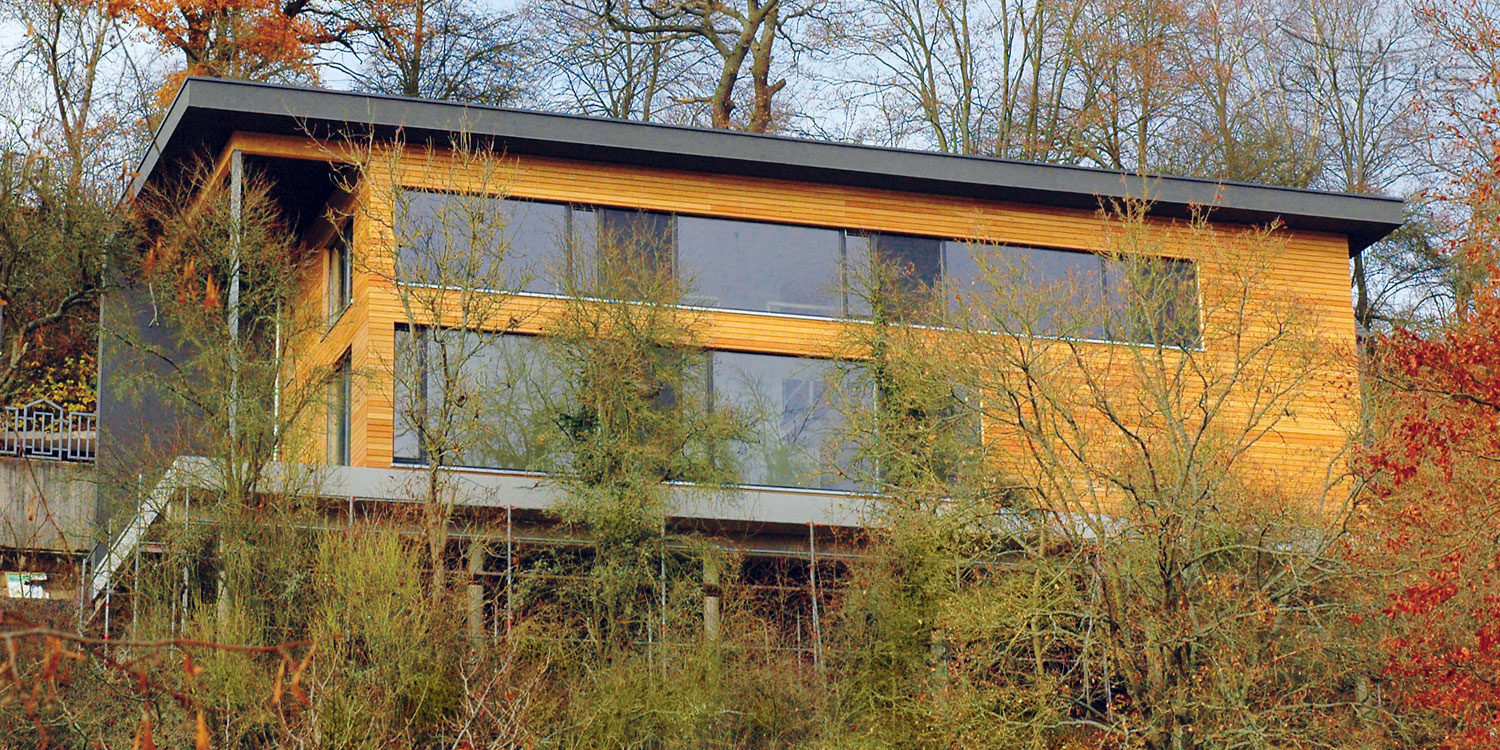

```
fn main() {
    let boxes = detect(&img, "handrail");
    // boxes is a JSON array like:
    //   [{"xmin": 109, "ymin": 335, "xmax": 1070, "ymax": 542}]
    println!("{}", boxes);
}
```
[{"xmin": 1, "ymin": 399, "xmax": 96, "ymax": 462}]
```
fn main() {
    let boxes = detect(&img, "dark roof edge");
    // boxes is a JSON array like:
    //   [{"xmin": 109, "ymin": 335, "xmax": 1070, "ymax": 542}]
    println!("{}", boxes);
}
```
[{"xmin": 133, "ymin": 77, "xmax": 1407, "ymax": 254}]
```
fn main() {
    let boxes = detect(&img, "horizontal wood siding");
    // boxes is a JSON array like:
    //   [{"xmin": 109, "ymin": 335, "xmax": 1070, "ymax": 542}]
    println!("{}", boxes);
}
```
[{"xmin": 229, "ymin": 132, "xmax": 1358, "ymax": 510}]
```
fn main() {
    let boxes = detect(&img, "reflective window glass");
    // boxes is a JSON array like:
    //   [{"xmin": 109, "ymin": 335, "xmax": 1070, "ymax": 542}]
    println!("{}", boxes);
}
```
[
  {"xmin": 712, "ymin": 351, "xmax": 869, "ymax": 491},
  {"xmin": 678, "ymin": 216, "xmax": 844, "ymax": 317},
  {"xmin": 1104, "ymin": 256, "xmax": 1200, "ymax": 347},
  {"xmin": 394, "ymin": 191, "xmax": 570, "ymax": 294},
  {"xmin": 846, "ymin": 232, "xmax": 943, "ymax": 321},
  {"xmin": 945, "ymin": 241, "xmax": 1106, "ymax": 337},
  {"xmin": 393, "ymin": 328, "xmax": 559, "ymax": 471}
]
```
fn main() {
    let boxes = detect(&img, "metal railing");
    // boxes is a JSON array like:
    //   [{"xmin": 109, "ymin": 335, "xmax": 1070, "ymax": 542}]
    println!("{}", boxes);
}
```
[{"xmin": 1, "ymin": 398, "xmax": 96, "ymax": 462}]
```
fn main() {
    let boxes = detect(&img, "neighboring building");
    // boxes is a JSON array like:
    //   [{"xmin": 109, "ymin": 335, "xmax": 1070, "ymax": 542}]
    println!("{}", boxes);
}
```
[{"xmin": 90, "ymin": 77, "xmax": 1404, "ymax": 606}]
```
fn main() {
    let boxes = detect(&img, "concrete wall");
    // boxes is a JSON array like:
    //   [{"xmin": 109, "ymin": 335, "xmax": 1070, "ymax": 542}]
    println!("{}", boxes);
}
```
[{"xmin": 0, "ymin": 457, "xmax": 95, "ymax": 553}]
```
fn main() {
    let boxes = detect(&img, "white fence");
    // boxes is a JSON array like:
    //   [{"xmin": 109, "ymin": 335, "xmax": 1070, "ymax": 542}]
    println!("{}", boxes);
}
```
[{"xmin": 1, "ymin": 399, "xmax": 96, "ymax": 462}]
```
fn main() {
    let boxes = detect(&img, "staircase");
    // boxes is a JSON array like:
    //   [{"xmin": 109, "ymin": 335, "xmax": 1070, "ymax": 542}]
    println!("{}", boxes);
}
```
[{"xmin": 85, "ymin": 462, "xmax": 185, "ymax": 613}]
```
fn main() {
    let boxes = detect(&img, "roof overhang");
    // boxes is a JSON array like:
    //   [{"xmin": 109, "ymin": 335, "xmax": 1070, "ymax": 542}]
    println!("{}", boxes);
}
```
[{"xmin": 131, "ymin": 77, "xmax": 1406, "ymax": 256}]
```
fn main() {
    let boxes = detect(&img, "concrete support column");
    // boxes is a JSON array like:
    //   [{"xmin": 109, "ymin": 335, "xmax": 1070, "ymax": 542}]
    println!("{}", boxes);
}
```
[
  {"xmin": 703, "ymin": 555, "xmax": 721, "ymax": 642},
  {"xmin": 228, "ymin": 150, "xmax": 242, "ymax": 443},
  {"xmin": 466, "ymin": 540, "xmax": 486, "ymax": 642}
]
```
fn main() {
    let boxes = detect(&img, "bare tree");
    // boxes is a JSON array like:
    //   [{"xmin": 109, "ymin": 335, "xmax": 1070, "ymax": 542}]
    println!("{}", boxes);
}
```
[
  {"xmin": 1163, "ymin": 0, "xmax": 1323, "ymax": 184},
  {"xmin": 1281, "ymin": 0, "xmax": 1427, "ymax": 334},
  {"xmin": 833, "ymin": 0, "xmax": 1089, "ymax": 159},
  {"xmin": 522, "ymin": 0, "xmax": 700, "ymax": 121},
  {"xmin": 0, "ymin": 0, "xmax": 152, "ymax": 187},
  {"xmin": 600, "ymin": 0, "xmax": 833, "ymax": 131},
  {"xmin": 342, "ymin": 134, "xmax": 528, "ymax": 596},
  {"xmin": 957, "ymin": 208, "xmax": 1365, "ymax": 746},
  {"xmin": 326, "ymin": 0, "xmax": 528, "ymax": 105}
]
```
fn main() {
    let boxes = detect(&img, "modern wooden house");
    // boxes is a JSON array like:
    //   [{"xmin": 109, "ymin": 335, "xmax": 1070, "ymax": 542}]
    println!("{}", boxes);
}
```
[{"xmin": 90, "ymin": 77, "xmax": 1404, "ymax": 603}]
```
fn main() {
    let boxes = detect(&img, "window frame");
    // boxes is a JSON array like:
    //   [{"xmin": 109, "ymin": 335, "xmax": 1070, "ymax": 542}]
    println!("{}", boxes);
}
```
[
  {"xmin": 389, "ymin": 191, "xmax": 1204, "ymax": 348},
  {"xmin": 328, "ymin": 351, "xmax": 352, "ymax": 466},
  {"xmin": 326, "ymin": 221, "xmax": 353, "ymax": 325}
]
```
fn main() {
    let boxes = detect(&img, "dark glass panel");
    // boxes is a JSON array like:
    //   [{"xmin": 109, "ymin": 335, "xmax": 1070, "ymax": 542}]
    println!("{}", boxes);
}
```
[
  {"xmin": 496, "ymin": 200, "xmax": 572, "ymax": 294},
  {"xmin": 594, "ymin": 207, "xmax": 675, "ymax": 276},
  {"xmin": 392, "ymin": 326, "xmax": 424, "ymax": 462},
  {"xmin": 393, "ymin": 191, "xmax": 570, "ymax": 294},
  {"xmin": 327, "ymin": 225, "xmax": 351, "ymax": 319},
  {"xmin": 874, "ymin": 233, "xmax": 942, "ymax": 291},
  {"xmin": 712, "ymin": 351, "xmax": 869, "ymax": 491},
  {"xmin": 849, "ymin": 232, "xmax": 943, "ymax": 321},
  {"xmin": 677, "ymin": 216, "xmax": 844, "ymax": 316},
  {"xmin": 844, "ymin": 233, "xmax": 873, "ymax": 318},
  {"xmin": 945, "ymin": 241, "xmax": 1106, "ymax": 337},
  {"xmin": 328, "ymin": 355, "xmax": 351, "ymax": 466},
  {"xmin": 1104, "ymin": 256, "xmax": 1200, "ymax": 346},
  {"xmin": 392, "ymin": 327, "xmax": 560, "ymax": 471}
]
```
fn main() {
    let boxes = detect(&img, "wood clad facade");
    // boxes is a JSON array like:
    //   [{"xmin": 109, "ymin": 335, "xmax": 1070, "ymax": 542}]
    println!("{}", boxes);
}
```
[{"xmin": 223, "ymin": 129, "xmax": 1359, "ymax": 507}]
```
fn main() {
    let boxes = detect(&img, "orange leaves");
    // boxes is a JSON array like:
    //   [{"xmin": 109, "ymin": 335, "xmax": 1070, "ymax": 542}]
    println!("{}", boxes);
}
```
[
  {"xmin": 195, "ymin": 709, "xmax": 210, "ymax": 750},
  {"xmin": 203, "ymin": 274, "xmax": 221, "ymax": 311},
  {"xmin": 104, "ymin": 0, "xmax": 335, "ymax": 102},
  {"xmin": 132, "ymin": 711, "xmax": 155, "ymax": 750},
  {"xmin": 271, "ymin": 641, "xmax": 314, "ymax": 710},
  {"xmin": 1363, "ymin": 178, "xmax": 1500, "ymax": 748}
]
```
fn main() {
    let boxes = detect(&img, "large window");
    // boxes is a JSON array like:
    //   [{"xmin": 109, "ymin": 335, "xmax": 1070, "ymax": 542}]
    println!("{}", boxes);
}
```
[
  {"xmin": 678, "ymin": 217, "xmax": 845, "ymax": 317},
  {"xmin": 1104, "ymin": 255, "xmax": 1200, "ymax": 347},
  {"xmin": 712, "ymin": 351, "xmax": 868, "ymax": 491},
  {"xmin": 328, "ymin": 353, "xmax": 351, "ymax": 466},
  {"xmin": 395, "ymin": 190, "xmax": 1199, "ymax": 345},
  {"xmin": 327, "ymin": 223, "xmax": 352, "ymax": 322},
  {"xmin": 944, "ymin": 241, "xmax": 1199, "ymax": 345},
  {"xmin": 396, "ymin": 191, "xmax": 572, "ymax": 294},
  {"xmin": 392, "ymin": 328, "xmax": 868, "ymax": 490},
  {"xmin": 393, "ymin": 327, "xmax": 559, "ymax": 471},
  {"xmin": 845, "ymin": 232, "xmax": 945, "ymax": 320}
]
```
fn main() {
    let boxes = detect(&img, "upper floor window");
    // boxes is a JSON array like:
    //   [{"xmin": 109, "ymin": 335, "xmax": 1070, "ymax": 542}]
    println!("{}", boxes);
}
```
[
  {"xmin": 397, "ymin": 190, "xmax": 675, "ymax": 298},
  {"xmin": 396, "ymin": 190, "xmax": 568, "ymax": 293},
  {"xmin": 945, "ymin": 241, "xmax": 1200, "ymax": 347},
  {"xmin": 394, "ymin": 190, "xmax": 1199, "ymax": 346},
  {"xmin": 327, "ymin": 223, "xmax": 352, "ymax": 322},
  {"xmin": 845, "ymin": 232, "xmax": 945, "ymax": 321},
  {"xmin": 678, "ymin": 217, "xmax": 846, "ymax": 317}
]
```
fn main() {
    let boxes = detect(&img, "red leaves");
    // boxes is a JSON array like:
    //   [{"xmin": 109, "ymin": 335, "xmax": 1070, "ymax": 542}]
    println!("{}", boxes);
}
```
[{"xmin": 1362, "ymin": 150, "xmax": 1500, "ymax": 745}]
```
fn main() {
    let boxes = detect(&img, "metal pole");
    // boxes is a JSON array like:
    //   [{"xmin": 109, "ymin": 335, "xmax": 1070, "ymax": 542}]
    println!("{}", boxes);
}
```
[
  {"xmin": 76, "ymin": 556, "xmax": 89, "ymax": 630},
  {"xmin": 466, "ymin": 540, "xmax": 486, "ymax": 642},
  {"xmin": 272, "ymin": 300, "xmax": 281, "ymax": 458},
  {"xmin": 808, "ymin": 523, "xmax": 823, "ymax": 670},
  {"xmin": 703, "ymin": 554, "xmax": 720, "ymax": 642},
  {"xmin": 505, "ymin": 506, "xmax": 513, "ymax": 639},
  {"xmin": 659, "ymin": 522, "xmax": 667, "ymax": 639},
  {"xmin": 180, "ymin": 566, "xmax": 189, "ymax": 635},
  {"xmin": 132, "ymin": 547, "xmax": 140, "ymax": 642}
]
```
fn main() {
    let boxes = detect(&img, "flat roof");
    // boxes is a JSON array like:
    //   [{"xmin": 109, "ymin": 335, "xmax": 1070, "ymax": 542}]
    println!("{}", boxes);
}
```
[{"xmin": 132, "ymin": 77, "xmax": 1405, "ymax": 254}]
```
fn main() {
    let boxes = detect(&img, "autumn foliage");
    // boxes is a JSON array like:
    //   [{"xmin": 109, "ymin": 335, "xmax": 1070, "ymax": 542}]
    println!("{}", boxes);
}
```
[
  {"xmin": 1362, "ymin": 118, "xmax": 1500, "ymax": 750},
  {"xmin": 101, "ymin": 0, "xmax": 338, "ymax": 100},
  {"xmin": 1364, "ymin": 272, "xmax": 1500, "ymax": 745}
]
